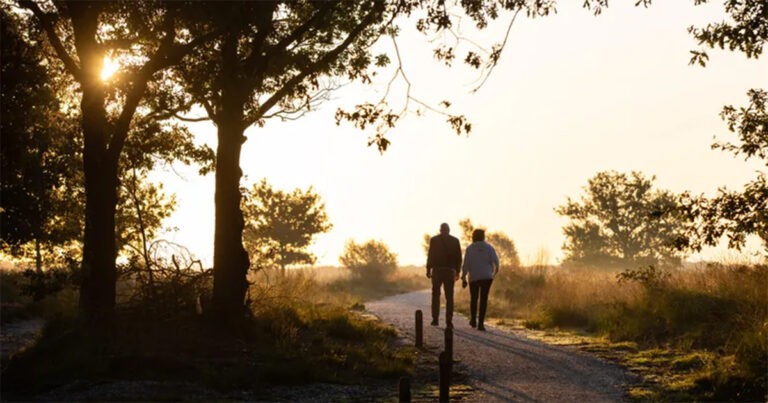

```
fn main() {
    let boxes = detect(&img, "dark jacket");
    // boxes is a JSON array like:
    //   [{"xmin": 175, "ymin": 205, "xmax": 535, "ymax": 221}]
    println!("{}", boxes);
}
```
[{"xmin": 427, "ymin": 234, "xmax": 462, "ymax": 272}]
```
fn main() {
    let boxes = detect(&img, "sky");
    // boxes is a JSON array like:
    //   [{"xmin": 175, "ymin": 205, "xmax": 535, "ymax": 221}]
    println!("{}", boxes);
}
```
[{"xmin": 154, "ymin": 1, "xmax": 767, "ymax": 267}]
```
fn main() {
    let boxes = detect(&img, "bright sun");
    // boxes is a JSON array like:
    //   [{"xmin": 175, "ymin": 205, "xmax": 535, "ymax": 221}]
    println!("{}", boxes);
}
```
[{"xmin": 100, "ymin": 56, "xmax": 119, "ymax": 81}]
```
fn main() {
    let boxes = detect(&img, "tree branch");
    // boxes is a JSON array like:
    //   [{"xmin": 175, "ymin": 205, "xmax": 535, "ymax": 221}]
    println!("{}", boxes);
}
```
[
  {"xmin": 20, "ymin": 0, "xmax": 83, "ymax": 82},
  {"xmin": 246, "ymin": 2, "xmax": 384, "ymax": 126}
]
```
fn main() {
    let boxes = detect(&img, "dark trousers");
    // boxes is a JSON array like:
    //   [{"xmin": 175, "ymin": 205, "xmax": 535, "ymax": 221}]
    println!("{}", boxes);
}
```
[
  {"xmin": 431, "ymin": 267, "xmax": 456, "ymax": 325},
  {"xmin": 469, "ymin": 279, "xmax": 493, "ymax": 326}
]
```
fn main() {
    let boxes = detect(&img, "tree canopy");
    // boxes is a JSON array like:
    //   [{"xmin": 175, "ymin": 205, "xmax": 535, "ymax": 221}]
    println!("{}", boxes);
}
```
[
  {"xmin": 557, "ymin": 171, "xmax": 687, "ymax": 268},
  {"xmin": 242, "ymin": 180, "xmax": 331, "ymax": 272},
  {"xmin": 339, "ymin": 239, "xmax": 398, "ymax": 280}
]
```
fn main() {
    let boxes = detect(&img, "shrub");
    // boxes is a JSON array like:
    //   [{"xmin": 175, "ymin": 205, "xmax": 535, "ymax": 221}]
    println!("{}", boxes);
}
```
[{"xmin": 338, "ymin": 239, "xmax": 397, "ymax": 281}]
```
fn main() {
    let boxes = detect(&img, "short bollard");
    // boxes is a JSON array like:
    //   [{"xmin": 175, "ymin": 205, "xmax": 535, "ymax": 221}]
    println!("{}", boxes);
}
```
[
  {"xmin": 439, "ymin": 350, "xmax": 451, "ymax": 402},
  {"xmin": 415, "ymin": 310, "xmax": 423, "ymax": 348},
  {"xmin": 398, "ymin": 376, "xmax": 411, "ymax": 402},
  {"xmin": 444, "ymin": 327, "xmax": 453, "ymax": 358}
]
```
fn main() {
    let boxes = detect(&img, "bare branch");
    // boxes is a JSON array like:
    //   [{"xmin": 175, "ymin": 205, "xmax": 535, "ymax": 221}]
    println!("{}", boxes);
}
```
[{"xmin": 471, "ymin": 8, "xmax": 520, "ymax": 93}]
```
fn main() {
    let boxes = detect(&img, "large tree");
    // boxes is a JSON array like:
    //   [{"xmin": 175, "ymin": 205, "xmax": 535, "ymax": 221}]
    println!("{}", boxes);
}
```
[
  {"xmin": 556, "ymin": 171, "xmax": 687, "ymax": 268},
  {"xmin": 18, "ymin": 1, "xmax": 217, "ymax": 321},
  {"xmin": 242, "ymin": 179, "xmax": 331, "ymax": 273},
  {"xmin": 0, "ymin": 9, "xmax": 82, "ymax": 269},
  {"xmin": 176, "ymin": 0, "xmax": 563, "ymax": 317}
]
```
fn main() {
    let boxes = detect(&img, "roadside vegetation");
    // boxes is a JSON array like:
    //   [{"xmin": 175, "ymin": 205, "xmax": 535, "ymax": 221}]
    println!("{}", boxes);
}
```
[
  {"xmin": 454, "ymin": 262, "xmax": 767, "ymax": 401},
  {"xmin": 1, "ymin": 246, "xmax": 425, "ymax": 400}
]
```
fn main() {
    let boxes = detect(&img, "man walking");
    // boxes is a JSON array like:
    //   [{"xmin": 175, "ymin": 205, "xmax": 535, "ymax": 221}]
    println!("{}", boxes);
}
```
[{"xmin": 426, "ymin": 223, "xmax": 462, "ymax": 328}]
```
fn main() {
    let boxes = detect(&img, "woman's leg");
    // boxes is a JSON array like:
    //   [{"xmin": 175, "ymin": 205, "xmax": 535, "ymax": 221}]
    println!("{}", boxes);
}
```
[
  {"xmin": 478, "ymin": 279, "xmax": 493, "ymax": 330},
  {"xmin": 469, "ymin": 280, "xmax": 479, "ymax": 327}
]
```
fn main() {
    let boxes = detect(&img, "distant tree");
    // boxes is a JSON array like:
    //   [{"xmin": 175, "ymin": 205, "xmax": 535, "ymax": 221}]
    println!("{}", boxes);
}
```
[
  {"xmin": 486, "ymin": 232, "xmax": 521, "ymax": 269},
  {"xmin": 242, "ymin": 180, "xmax": 331, "ymax": 273},
  {"xmin": 421, "ymin": 234, "xmax": 431, "ymax": 256},
  {"xmin": 339, "ymin": 239, "xmax": 397, "ymax": 280},
  {"xmin": 556, "ymin": 171, "xmax": 687, "ymax": 268},
  {"xmin": 457, "ymin": 218, "xmax": 520, "ymax": 268}
]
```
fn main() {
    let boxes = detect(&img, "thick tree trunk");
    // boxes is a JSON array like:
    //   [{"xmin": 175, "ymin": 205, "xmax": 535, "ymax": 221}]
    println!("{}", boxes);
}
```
[
  {"xmin": 210, "ymin": 32, "xmax": 251, "ymax": 319},
  {"xmin": 211, "ymin": 119, "xmax": 250, "ymax": 316},
  {"xmin": 79, "ymin": 156, "xmax": 119, "ymax": 321},
  {"xmin": 78, "ymin": 81, "xmax": 119, "ymax": 322}
]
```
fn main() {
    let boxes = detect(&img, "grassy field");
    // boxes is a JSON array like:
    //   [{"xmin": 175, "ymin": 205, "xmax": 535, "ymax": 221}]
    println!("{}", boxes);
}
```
[
  {"xmin": 0, "ymin": 265, "xmax": 427, "ymax": 400},
  {"xmin": 454, "ymin": 262, "xmax": 768, "ymax": 401}
]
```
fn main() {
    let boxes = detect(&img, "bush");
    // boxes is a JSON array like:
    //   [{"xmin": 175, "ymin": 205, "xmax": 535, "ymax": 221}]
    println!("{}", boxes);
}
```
[{"xmin": 338, "ymin": 239, "xmax": 397, "ymax": 281}]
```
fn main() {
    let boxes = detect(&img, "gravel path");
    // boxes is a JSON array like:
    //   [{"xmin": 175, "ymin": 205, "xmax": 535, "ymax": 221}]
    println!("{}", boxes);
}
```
[{"xmin": 366, "ymin": 290, "xmax": 632, "ymax": 402}]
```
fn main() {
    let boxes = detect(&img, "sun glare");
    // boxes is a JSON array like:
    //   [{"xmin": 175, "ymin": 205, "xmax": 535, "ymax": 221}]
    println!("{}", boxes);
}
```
[{"xmin": 100, "ymin": 56, "xmax": 119, "ymax": 81}]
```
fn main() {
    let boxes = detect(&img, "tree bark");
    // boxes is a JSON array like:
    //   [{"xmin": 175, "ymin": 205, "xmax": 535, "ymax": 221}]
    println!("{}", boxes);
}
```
[
  {"xmin": 211, "ymin": 115, "xmax": 250, "ymax": 317},
  {"xmin": 69, "ymin": 2, "xmax": 120, "ymax": 322},
  {"xmin": 211, "ymin": 34, "xmax": 250, "ymax": 317},
  {"xmin": 79, "ymin": 98, "xmax": 120, "ymax": 321}
]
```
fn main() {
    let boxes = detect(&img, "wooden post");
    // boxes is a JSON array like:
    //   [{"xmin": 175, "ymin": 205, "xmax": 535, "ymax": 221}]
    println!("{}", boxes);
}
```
[
  {"xmin": 444, "ymin": 326, "xmax": 453, "ymax": 359},
  {"xmin": 439, "ymin": 350, "xmax": 451, "ymax": 402},
  {"xmin": 415, "ymin": 310, "xmax": 423, "ymax": 348},
  {"xmin": 398, "ymin": 376, "xmax": 411, "ymax": 402}
]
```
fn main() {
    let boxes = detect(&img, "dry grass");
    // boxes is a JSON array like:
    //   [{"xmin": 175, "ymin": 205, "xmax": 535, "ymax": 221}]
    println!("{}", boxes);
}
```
[{"xmin": 455, "ymin": 262, "xmax": 768, "ymax": 401}]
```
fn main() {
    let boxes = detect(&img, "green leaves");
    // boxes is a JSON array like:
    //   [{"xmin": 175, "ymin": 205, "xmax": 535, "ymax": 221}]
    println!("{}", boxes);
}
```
[
  {"xmin": 556, "ymin": 171, "xmax": 687, "ymax": 268},
  {"xmin": 713, "ymin": 89, "xmax": 768, "ymax": 164},
  {"xmin": 242, "ymin": 180, "xmax": 332, "ymax": 271},
  {"xmin": 339, "ymin": 239, "xmax": 397, "ymax": 280}
]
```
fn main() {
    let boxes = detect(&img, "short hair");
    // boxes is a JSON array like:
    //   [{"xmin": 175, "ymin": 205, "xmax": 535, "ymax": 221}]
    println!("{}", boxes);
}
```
[
  {"xmin": 440, "ymin": 223, "xmax": 450, "ymax": 233},
  {"xmin": 472, "ymin": 229, "xmax": 485, "ymax": 242}
]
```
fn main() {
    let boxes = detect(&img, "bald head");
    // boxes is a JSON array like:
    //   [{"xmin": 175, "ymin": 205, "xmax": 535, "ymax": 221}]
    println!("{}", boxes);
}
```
[{"xmin": 440, "ymin": 223, "xmax": 450, "ymax": 235}]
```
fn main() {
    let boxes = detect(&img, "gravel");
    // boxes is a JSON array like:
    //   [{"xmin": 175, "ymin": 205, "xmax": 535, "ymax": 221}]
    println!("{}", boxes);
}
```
[{"xmin": 366, "ymin": 290, "xmax": 633, "ymax": 402}]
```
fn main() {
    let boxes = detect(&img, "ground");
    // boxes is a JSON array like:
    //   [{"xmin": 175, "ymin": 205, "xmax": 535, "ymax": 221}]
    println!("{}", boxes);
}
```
[{"xmin": 366, "ymin": 289, "xmax": 636, "ymax": 402}]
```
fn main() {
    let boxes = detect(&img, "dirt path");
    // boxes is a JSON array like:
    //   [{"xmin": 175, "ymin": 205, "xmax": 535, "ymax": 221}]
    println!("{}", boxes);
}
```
[{"xmin": 366, "ymin": 290, "xmax": 633, "ymax": 402}]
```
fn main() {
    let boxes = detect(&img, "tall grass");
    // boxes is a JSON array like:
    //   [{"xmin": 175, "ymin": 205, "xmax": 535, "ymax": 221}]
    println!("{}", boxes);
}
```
[
  {"xmin": 1, "ymin": 265, "xmax": 421, "ymax": 399},
  {"xmin": 455, "ymin": 262, "xmax": 768, "ymax": 400}
]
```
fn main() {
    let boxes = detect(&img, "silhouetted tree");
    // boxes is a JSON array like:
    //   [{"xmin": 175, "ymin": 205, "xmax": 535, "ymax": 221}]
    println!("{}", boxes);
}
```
[
  {"xmin": 557, "ymin": 171, "xmax": 687, "ymax": 268},
  {"xmin": 681, "ymin": 90, "xmax": 768, "ymax": 253},
  {"xmin": 176, "ymin": 0, "xmax": 562, "ymax": 317},
  {"xmin": 242, "ymin": 180, "xmax": 331, "ymax": 273},
  {"xmin": 19, "ymin": 1, "xmax": 217, "ymax": 321},
  {"xmin": 339, "ymin": 239, "xmax": 397, "ymax": 280},
  {"xmin": 0, "ymin": 8, "xmax": 81, "ymax": 274}
]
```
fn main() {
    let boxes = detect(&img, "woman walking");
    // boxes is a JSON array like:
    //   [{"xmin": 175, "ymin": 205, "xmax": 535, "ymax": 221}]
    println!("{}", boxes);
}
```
[{"xmin": 461, "ymin": 229, "xmax": 499, "ymax": 331}]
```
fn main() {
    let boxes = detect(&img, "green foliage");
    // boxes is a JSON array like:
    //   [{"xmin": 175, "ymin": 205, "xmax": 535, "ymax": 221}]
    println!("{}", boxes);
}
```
[
  {"xmin": 557, "ymin": 171, "xmax": 687, "ymax": 268},
  {"xmin": 457, "ymin": 218, "xmax": 521, "ymax": 268},
  {"xmin": 686, "ymin": 0, "xmax": 767, "ymax": 65},
  {"xmin": 242, "ymin": 180, "xmax": 331, "ymax": 271},
  {"xmin": 616, "ymin": 265, "xmax": 670, "ymax": 290},
  {"xmin": 681, "ymin": 90, "xmax": 768, "ymax": 254},
  {"xmin": 0, "ymin": 9, "xmax": 81, "ymax": 255},
  {"xmin": 339, "ymin": 239, "xmax": 398, "ymax": 280}
]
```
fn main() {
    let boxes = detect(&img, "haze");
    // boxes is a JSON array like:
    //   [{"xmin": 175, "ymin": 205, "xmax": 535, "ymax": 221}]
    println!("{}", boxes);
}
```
[{"xmin": 156, "ymin": 1, "xmax": 766, "ymax": 267}]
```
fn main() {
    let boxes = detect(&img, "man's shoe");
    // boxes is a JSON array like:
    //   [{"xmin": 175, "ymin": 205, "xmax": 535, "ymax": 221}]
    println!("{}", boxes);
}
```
[
  {"xmin": 469, "ymin": 320, "xmax": 476, "ymax": 328},
  {"xmin": 430, "ymin": 319, "xmax": 439, "ymax": 326},
  {"xmin": 477, "ymin": 324, "xmax": 486, "ymax": 331}
]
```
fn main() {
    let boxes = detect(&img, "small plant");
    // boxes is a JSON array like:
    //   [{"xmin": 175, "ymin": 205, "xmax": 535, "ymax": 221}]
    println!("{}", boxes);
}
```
[{"xmin": 616, "ymin": 265, "xmax": 670, "ymax": 289}]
